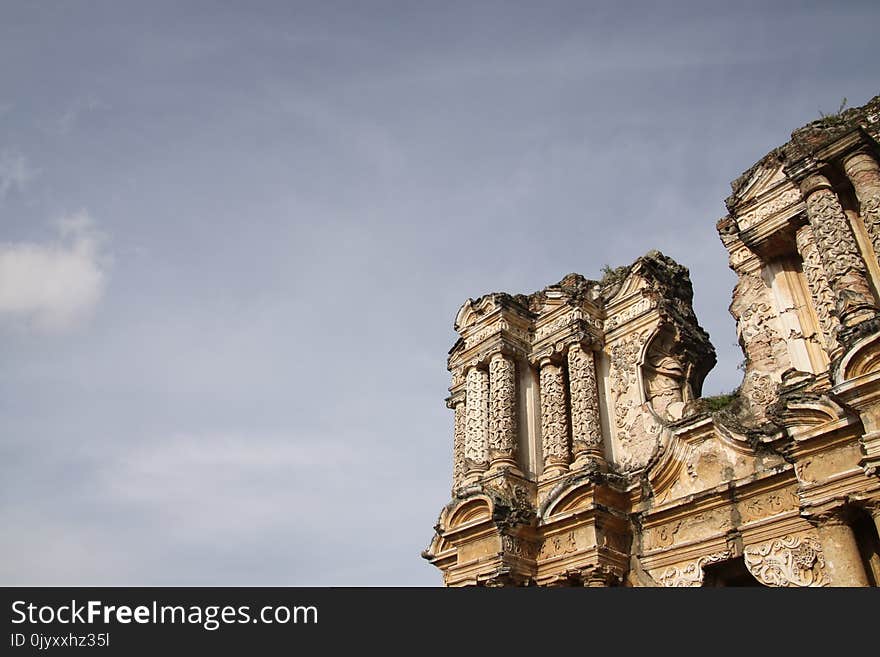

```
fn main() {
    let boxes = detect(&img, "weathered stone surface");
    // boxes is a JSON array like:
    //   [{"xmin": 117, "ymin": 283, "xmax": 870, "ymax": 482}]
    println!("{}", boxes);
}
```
[{"xmin": 424, "ymin": 93, "xmax": 880, "ymax": 587}]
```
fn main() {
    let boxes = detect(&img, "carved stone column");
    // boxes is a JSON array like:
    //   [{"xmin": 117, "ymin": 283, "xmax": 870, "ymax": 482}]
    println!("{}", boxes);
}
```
[
  {"xmin": 801, "ymin": 173, "xmax": 876, "ymax": 328},
  {"xmin": 581, "ymin": 565, "xmax": 615, "ymax": 587},
  {"xmin": 843, "ymin": 150, "xmax": 880, "ymax": 264},
  {"xmin": 795, "ymin": 224, "xmax": 842, "ymax": 358},
  {"xmin": 488, "ymin": 352, "xmax": 519, "ymax": 472},
  {"xmin": 812, "ymin": 509, "xmax": 870, "ymax": 587},
  {"xmin": 566, "ymin": 342, "xmax": 605, "ymax": 470},
  {"xmin": 538, "ymin": 357, "xmax": 571, "ymax": 477},
  {"xmin": 464, "ymin": 366, "xmax": 489, "ymax": 479},
  {"xmin": 450, "ymin": 397, "xmax": 466, "ymax": 492}
]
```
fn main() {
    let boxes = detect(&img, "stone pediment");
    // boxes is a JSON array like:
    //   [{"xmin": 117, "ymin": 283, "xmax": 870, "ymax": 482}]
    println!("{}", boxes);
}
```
[
  {"xmin": 736, "ymin": 159, "xmax": 789, "ymax": 206},
  {"xmin": 454, "ymin": 295, "xmax": 502, "ymax": 332},
  {"xmin": 645, "ymin": 418, "xmax": 786, "ymax": 508}
]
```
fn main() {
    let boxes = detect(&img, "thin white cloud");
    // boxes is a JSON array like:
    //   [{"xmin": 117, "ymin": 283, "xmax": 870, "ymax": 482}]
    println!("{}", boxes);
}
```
[
  {"xmin": 0, "ymin": 211, "xmax": 109, "ymax": 332},
  {"xmin": 0, "ymin": 150, "xmax": 39, "ymax": 198},
  {"xmin": 54, "ymin": 95, "xmax": 108, "ymax": 134}
]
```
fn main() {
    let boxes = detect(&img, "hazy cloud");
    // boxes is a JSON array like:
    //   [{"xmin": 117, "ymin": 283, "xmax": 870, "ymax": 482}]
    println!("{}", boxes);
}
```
[
  {"xmin": 53, "ymin": 95, "xmax": 108, "ymax": 135},
  {"xmin": 0, "ymin": 150, "xmax": 39, "ymax": 198},
  {"xmin": 0, "ymin": 211, "xmax": 109, "ymax": 332}
]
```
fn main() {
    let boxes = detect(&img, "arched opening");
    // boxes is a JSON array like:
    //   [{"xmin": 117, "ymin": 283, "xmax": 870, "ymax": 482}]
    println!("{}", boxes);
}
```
[{"xmin": 702, "ymin": 556, "xmax": 763, "ymax": 587}]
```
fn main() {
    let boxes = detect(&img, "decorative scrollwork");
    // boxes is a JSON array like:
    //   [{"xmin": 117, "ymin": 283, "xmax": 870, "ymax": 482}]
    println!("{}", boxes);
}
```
[
  {"xmin": 796, "ymin": 224, "xmax": 840, "ymax": 355},
  {"xmin": 656, "ymin": 551, "xmax": 731, "ymax": 587},
  {"xmin": 489, "ymin": 354, "xmax": 517, "ymax": 458},
  {"xmin": 743, "ymin": 535, "xmax": 829, "ymax": 587},
  {"xmin": 539, "ymin": 361, "xmax": 570, "ymax": 468},
  {"xmin": 465, "ymin": 368, "xmax": 489, "ymax": 468},
  {"xmin": 567, "ymin": 344, "xmax": 602, "ymax": 457},
  {"xmin": 804, "ymin": 182, "xmax": 874, "ymax": 324}
]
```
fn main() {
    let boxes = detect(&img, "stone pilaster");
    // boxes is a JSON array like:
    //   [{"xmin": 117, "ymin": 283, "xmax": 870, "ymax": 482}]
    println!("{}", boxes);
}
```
[
  {"xmin": 464, "ymin": 366, "xmax": 489, "ymax": 478},
  {"xmin": 538, "ymin": 357, "xmax": 570, "ymax": 477},
  {"xmin": 801, "ymin": 173, "xmax": 876, "ymax": 328},
  {"xmin": 488, "ymin": 352, "xmax": 519, "ymax": 472},
  {"xmin": 795, "ymin": 223, "xmax": 842, "ymax": 358},
  {"xmin": 811, "ymin": 508, "xmax": 870, "ymax": 587},
  {"xmin": 566, "ymin": 342, "xmax": 605, "ymax": 470},
  {"xmin": 843, "ymin": 150, "xmax": 880, "ymax": 265}
]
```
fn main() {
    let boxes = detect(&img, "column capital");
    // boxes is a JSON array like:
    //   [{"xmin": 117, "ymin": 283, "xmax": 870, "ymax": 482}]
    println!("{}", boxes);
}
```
[
  {"xmin": 579, "ymin": 564, "xmax": 618, "ymax": 587},
  {"xmin": 801, "ymin": 501, "xmax": 853, "ymax": 528},
  {"xmin": 800, "ymin": 172, "xmax": 833, "ymax": 196},
  {"xmin": 489, "ymin": 350, "xmax": 512, "ymax": 363},
  {"xmin": 531, "ymin": 350, "xmax": 564, "ymax": 368},
  {"xmin": 464, "ymin": 360, "xmax": 485, "ymax": 373},
  {"xmin": 841, "ymin": 146, "xmax": 880, "ymax": 169},
  {"xmin": 560, "ymin": 332, "xmax": 600, "ymax": 354},
  {"xmin": 445, "ymin": 391, "xmax": 466, "ymax": 410},
  {"xmin": 857, "ymin": 496, "xmax": 880, "ymax": 517}
]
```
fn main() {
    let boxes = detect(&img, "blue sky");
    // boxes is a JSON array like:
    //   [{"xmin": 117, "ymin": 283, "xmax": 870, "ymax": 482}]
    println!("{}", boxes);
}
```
[{"xmin": 1, "ymin": 1, "xmax": 877, "ymax": 585}]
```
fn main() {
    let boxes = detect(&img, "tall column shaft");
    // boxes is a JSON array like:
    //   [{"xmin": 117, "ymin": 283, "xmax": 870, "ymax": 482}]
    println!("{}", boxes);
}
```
[
  {"xmin": 815, "ymin": 514, "xmax": 870, "ymax": 587},
  {"xmin": 464, "ymin": 366, "xmax": 489, "ymax": 477},
  {"xmin": 539, "ymin": 358, "xmax": 570, "ymax": 477},
  {"xmin": 795, "ymin": 224, "xmax": 842, "ymax": 357},
  {"xmin": 566, "ymin": 343, "xmax": 604, "ymax": 469},
  {"xmin": 843, "ymin": 151, "xmax": 880, "ymax": 264},
  {"xmin": 801, "ymin": 174, "xmax": 876, "ymax": 327},
  {"xmin": 488, "ymin": 353, "xmax": 519, "ymax": 471}
]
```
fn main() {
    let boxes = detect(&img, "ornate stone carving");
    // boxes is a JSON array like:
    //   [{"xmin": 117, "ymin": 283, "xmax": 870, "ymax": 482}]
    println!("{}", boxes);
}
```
[
  {"xmin": 501, "ymin": 535, "xmax": 540, "ymax": 560},
  {"xmin": 609, "ymin": 330, "xmax": 660, "ymax": 471},
  {"xmin": 605, "ymin": 296, "xmax": 655, "ymax": 330},
  {"xmin": 452, "ymin": 400, "xmax": 466, "ymax": 490},
  {"xmin": 609, "ymin": 332, "xmax": 642, "ymax": 444},
  {"xmin": 743, "ymin": 535, "xmax": 829, "ymax": 587},
  {"xmin": 656, "ymin": 551, "xmax": 731, "ymax": 587},
  {"xmin": 843, "ymin": 151, "xmax": 880, "ymax": 266},
  {"xmin": 567, "ymin": 343, "xmax": 603, "ymax": 464},
  {"xmin": 802, "ymin": 175, "xmax": 875, "ymax": 327},
  {"xmin": 535, "ymin": 310, "xmax": 580, "ymax": 341},
  {"xmin": 538, "ymin": 531, "xmax": 578, "ymax": 559},
  {"xmin": 736, "ymin": 188, "xmax": 802, "ymax": 230},
  {"xmin": 740, "ymin": 488, "xmax": 800, "ymax": 524},
  {"xmin": 465, "ymin": 367, "xmax": 489, "ymax": 471},
  {"xmin": 795, "ymin": 224, "xmax": 841, "ymax": 356},
  {"xmin": 731, "ymin": 272, "xmax": 790, "ymax": 377},
  {"xmin": 642, "ymin": 327, "xmax": 687, "ymax": 419},
  {"xmin": 450, "ymin": 366, "xmax": 466, "ymax": 388},
  {"xmin": 746, "ymin": 371, "xmax": 776, "ymax": 407},
  {"xmin": 488, "ymin": 353, "xmax": 518, "ymax": 465},
  {"xmin": 464, "ymin": 322, "xmax": 501, "ymax": 348},
  {"xmin": 862, "ymin": 193, "xmax": 880, "ymax": 260},
  {"xmin": 539, "ymin": 359, "xmax": 570, "ymax": 473},
  {"xmin": 645, "ymin": 520, "xmax": 681, "ymax": 550}
]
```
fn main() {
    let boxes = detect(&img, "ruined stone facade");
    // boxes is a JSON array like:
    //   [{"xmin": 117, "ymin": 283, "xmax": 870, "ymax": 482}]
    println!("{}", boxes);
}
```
[{"xmin": 422, "ymin": 94, "xmax": 880, "ymax": 586}]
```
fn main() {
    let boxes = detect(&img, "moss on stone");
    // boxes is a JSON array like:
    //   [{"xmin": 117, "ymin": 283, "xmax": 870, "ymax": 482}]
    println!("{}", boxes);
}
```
[{"xmin": 700, "ymin": 390, "xmax": 739, "ymax": 412}]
